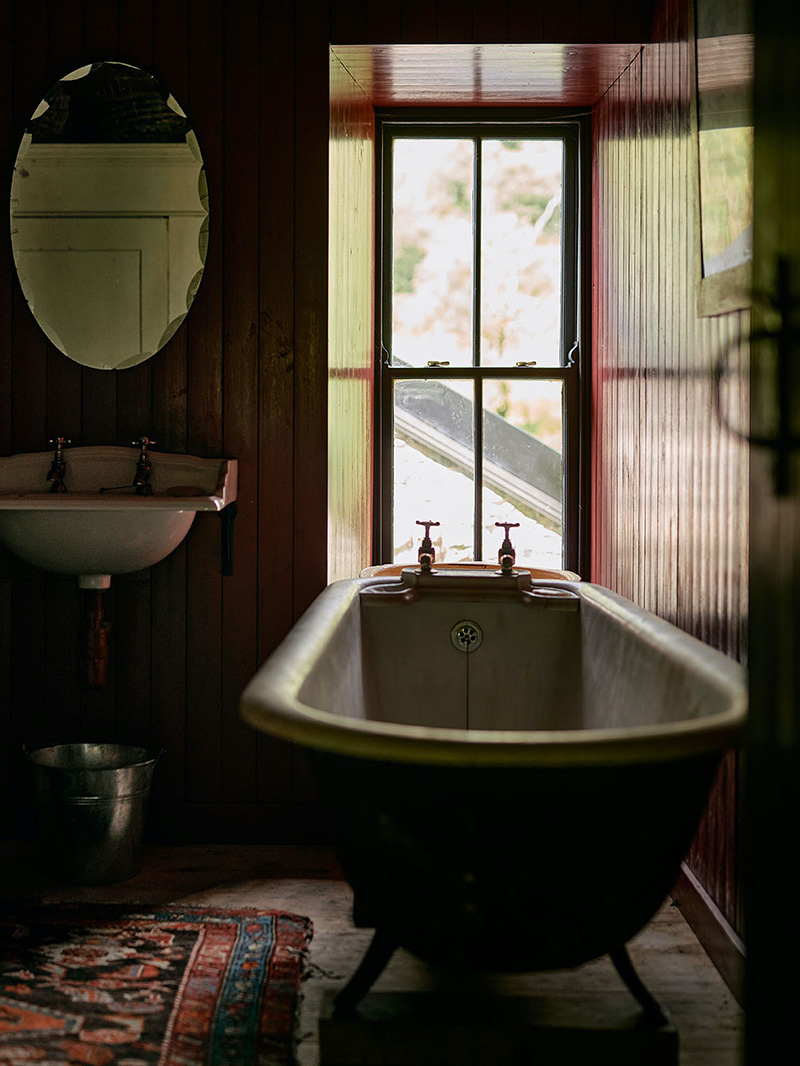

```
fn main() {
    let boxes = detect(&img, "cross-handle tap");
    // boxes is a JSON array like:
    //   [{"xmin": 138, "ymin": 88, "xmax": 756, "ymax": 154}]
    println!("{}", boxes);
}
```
[
  {"xmin": 416, "ymin": 519, "xmax": 440, "ymax": 572},
  {"xmin": 496, "ymin": 521, "xmax": 520, "ymax": 574},
  {"xmin": 132, "ymin": 437, "xmax": 156, "ymax": 495},
  {"xmin": 47, "ymin": 437, "xmax": 71, "ymax": 492}
]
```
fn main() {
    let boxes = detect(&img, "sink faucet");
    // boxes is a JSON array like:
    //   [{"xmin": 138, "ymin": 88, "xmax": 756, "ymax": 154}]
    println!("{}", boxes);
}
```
[
  {"xmin": 46, "ymin": 437, "xmax": 71, "ymax": 493},
  {"xmin": 416, "ymin": 519, "xmax": 440, "ymax": 572},
  {"xmin": 99, "ymin": 436, "xmax": 157, "ymax": 495},
  {"xmin": 496, "ymin": 521, "xmax": 520, "ymax": 574},
  {"xmin": 132, "ymin": 437, "xmax": 155, "ymax": 496}
]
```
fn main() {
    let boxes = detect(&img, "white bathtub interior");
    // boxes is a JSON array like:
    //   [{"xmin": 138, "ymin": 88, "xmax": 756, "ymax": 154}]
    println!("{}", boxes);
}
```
[{"xmin": 295, "ymin": 581, "xmax": 736, "ymax": 735}]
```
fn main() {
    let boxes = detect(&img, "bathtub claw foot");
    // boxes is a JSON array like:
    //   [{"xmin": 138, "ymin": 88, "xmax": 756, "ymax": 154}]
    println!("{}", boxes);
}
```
[
  {"xmin": 333, "ymin": 930, "xmax": 398, "ymax": 1017},
  {"xmin": 610, "ymin": 945, "xmax": 669, "ymax": 1027}
]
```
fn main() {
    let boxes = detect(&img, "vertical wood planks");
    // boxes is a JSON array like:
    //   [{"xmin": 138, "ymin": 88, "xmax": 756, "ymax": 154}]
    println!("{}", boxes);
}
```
[
  {"xmin": 42, "ymin": 577, "xmax": 81, "ymax": 743},
  {"xmin": 437, "ymin": 0, "xmax": 475, "ymax": 42},
  {"xmin": 293, "ymin": 0, "xmax": 330, "ymax": 623},
  {"xmin": 113, "ymin": 574, "xmax": 153, "ymax": 747},
  {"xmin": 149, "ymin": 0, "xmax": 190, "ymax": 816},
  {"xmin": 328, "ymin": 53, "xmax": 375, "ymax": 582},
  {"xmin": 7, "ymin": 0, "xmax": 49, "ymax": 837},
  {"xmin": 120, "ymin": 0, "xmax": 155, "ymax": 68},
  {"xmin": 184, "ymin": 0, "xmax": 225, "ymax": 805},
  {"xmin": 112, "ymin": 0, "xmax": 157, "ymax": 758},
  {"xmin": 256, "ymin": 0, "xmax": 297, "ymax": 808},
  {"xmin": 292, "ymin": 0, "xmax": 330, "ymax": 805},
  {"xmin": 330, "ymin": 0, "xmax": 367, "ymax": 43},
  {"xmin": 472, "ymin": 1, "xmax": 510, "ymax": 42},
  {"xmin": 399, "ymin": 0, "xmax": 438, "ymax": 43},
  {"xmin": 334, "ymin": 0, "xmax": 650, "ymax": 46},
  {"xmin": 364, "ymin": 3, "xmax": 402, "ymax": 45},
  {"xmin": 544, "ymin": 0, "xmax": 580, "ymax": 42},
  {"xmin": 0, "ymin": 0, "xmax": 741, "ymax": 855},
  {"xmin": 0, "ymin": 577, "xmax": 9, "ymax": 830},
  {"xmin": 591, "ymin": 0, "xmax": 748, "ymax": 930},
  {"xmin": 0, "ymin": 0, "xmax": 12, "ymax": 830},
  {"xmin": 508, "ymin": 0, "xmax": 545, "ymax": 43},
  {"xmin": 220, "ymin": 0, "xmax": 260, "ymax": 805}
]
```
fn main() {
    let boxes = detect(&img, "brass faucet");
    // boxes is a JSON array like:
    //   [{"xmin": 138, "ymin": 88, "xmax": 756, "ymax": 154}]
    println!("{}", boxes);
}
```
[
  {"xmin": 496, "ymin": 521, "xmax": 520, "ymax": 574},
  {"xmin": 99, "ymin": 436, "xmax": 156, "ymax": 495},
  {"xmin": 132, "ymin": 437, "xmax": 155, "ymax": 496},
  {"xmin": 416, "ymin": 519, "xmax": 440, "ymax": 572},
  {"xmin": 46, "ymin": 437, "xmax": 71, "ymax": 493}
]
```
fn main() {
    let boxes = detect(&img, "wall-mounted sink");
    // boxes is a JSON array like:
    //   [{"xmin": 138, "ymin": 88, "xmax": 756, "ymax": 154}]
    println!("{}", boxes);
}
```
[{"xmin": 0, "ymin": 445, "xmax": 238, "ymax": 588}]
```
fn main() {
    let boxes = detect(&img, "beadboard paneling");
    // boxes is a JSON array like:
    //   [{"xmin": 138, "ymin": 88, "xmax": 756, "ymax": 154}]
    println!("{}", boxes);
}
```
[
  {"xmin": 591, "ymin": 0, "xmax": 748, "ymax": 930},
  {"xmin": 330, "ymin": 0, "xmax": 652, "ymax": 43},
  {"xmin": 1, "ymin": 0, "xmax": 742, "ymax": 888},
  {"xmin": 328, "ymin": 52, "xmax": 375, "ymax": 581},
  {"xmin": 0, "ymin": 0, "xmax": 329, "ymax": 841},
  {"xmin": 330, "ymin": 44, "xmax": 644, "ymax": 107}
]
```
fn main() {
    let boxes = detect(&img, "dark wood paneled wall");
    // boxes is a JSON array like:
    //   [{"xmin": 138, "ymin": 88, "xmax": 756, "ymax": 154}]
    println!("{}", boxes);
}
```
[
  {"xmin": 0, "ymin": 0, "xmax": 330, "ymax": 842},
  {"xmin": 0, "ymin": 0, "xmax": 654, "ymax": 844},
  {"xmin": 2, "ymin": 0, "xmax": 744, "ymax": 917},
  {"xmin": 328, "ymin": 0, "xmax": 652, "ymax": 43},
  {"xmin": 591, "ymin": 0, "xmax": 748, "ymax": 931}
]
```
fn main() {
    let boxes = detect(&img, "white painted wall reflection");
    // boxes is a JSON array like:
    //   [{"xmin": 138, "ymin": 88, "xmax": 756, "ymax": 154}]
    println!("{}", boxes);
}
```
[{"xmin": 9, "ymin": 62, "xmax": 208, "ymax": 370}]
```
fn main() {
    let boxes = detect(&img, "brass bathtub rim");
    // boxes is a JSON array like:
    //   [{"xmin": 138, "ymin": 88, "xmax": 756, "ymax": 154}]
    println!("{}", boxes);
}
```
[
  {"xmin": 240, "ymin": 698, "xmax": 745, "ymax": 767},
  {"xmin": 240, "ymin": 576, "xmax": 747, "ymax": 768}
]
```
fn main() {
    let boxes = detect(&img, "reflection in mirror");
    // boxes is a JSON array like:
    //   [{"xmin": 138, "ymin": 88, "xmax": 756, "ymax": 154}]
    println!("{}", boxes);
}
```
[
  {"xmin": 9, "ymin": 62, "xmax": 208, "ymax": 370},
  {"xmin": 694, "ymin": 0, "xmax": 753, "ymax": 314}
]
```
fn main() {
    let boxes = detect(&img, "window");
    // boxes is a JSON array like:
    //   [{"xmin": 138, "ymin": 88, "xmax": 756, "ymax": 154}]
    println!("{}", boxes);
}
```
[{"xmin": 377, "ymin": 118, "xmax": 585, "ymax": 572}]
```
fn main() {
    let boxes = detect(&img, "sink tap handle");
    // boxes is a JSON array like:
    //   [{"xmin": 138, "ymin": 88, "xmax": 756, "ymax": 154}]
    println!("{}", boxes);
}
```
[
  {"xmin": 495, "ymin": 521, "xmax": 520, "ymax": 573},
  {"xmin": 131, "ymin": 437, "xmax": 156, "ymax": 495},
  {"xmin": 47, "ymin": 437, "xmax": 71, "ymax": 492},
  {"xmin": 132, "ymin": 436, "xmax": 156, "ymax": 456},
  {"xmin": 49, "ymin": 437, "xmax": 72, "ymax": 460},
  {"xmin": 415, "ymin": 519, "xmax": 440, "ymax": 572}
]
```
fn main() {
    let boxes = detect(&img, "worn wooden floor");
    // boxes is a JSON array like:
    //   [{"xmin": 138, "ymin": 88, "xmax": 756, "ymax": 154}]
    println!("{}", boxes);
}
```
[{"xmin": 0, "ymin": 843, "xmax": 742, "ymax": 1065}]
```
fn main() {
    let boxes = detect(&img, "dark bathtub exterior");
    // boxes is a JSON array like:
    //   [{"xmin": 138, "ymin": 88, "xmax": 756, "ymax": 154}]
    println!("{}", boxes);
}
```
[
  {"xmin": 314, "ymin": 749, "xmax": 721, "ymax": 971},
  {"xmin": 241, "ymin": 571, "xmax": 746, "ymax": 980}
]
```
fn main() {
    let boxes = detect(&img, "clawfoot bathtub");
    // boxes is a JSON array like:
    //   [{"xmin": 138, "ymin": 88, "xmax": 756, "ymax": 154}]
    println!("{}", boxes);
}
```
[{"xmin": 241, "ymin": 566, "xmax": 745, "ymax": 1018}]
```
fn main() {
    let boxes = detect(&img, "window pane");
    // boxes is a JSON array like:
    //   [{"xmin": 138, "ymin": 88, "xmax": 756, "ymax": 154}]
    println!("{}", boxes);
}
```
[
  {"xmin": 480, "ymin": 140, "xmax": 563, "ymax": 367},
  {"xmin": 393, "ymin": 378, "xmax": 475, "ymax": 562},
  {"xmin": 391, "ymin": 139, "xmax": 474, "ymax": 368},
  {"xmin": 482, "ymin": 379, "xmax": 563, "ymax": 567}
]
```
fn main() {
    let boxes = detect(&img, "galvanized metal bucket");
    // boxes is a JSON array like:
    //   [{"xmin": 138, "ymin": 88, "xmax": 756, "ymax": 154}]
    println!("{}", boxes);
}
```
[{"xmin": 27, "ymin": 742, "xmax": 160, "ymax": 884}]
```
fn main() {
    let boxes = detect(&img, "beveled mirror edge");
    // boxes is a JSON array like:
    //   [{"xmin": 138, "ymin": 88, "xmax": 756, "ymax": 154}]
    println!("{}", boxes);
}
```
[{"xmin": 8, "ymin": 60, "xmax": 209, "ymax": 371}]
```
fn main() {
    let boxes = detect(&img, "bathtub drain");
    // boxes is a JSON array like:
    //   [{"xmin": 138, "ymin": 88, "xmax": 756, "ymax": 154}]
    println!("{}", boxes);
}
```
[{"xmin": 451, "ymin": 620, "xmax": 483, "ymax": 653}]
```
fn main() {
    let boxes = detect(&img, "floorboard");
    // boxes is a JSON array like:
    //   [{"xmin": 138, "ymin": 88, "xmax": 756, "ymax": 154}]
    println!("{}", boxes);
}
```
[{"xmin": 0, "ymin": 843, "xmax": 742, "ymax": 1065}]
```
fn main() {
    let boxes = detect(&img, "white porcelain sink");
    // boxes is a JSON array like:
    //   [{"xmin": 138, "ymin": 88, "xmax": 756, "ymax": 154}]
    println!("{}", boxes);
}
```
[{"xmin": 0, "ymin": 445, "xmax": 238, "ymax": 588}]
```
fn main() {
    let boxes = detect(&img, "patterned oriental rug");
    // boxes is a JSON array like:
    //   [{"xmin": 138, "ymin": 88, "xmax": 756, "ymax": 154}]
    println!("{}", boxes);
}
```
[{"xmin": 0, "ymin": 904, "xmax": 312, "ymax": 1066}]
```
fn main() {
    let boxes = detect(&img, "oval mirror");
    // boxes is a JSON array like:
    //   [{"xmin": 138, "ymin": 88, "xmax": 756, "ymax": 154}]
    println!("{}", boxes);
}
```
[{"xmin": 9, "ymin": 62, "xmax": 208, "ymax": 370}]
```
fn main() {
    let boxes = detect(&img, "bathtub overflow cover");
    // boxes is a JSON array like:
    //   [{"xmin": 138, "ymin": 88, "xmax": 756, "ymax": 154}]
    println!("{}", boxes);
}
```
[{"xmin": 451, "ymin": 620, "xmax": 483, "ymax": 653}]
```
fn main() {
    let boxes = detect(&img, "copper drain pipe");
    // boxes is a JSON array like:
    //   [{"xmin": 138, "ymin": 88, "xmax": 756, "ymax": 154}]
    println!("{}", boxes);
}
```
[{"xmin": 84, "ymin": 590, "xmax": 111, "ymax": 687}]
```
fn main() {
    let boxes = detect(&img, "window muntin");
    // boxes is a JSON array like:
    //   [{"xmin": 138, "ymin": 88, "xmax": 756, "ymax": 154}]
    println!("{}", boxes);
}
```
[{"xmin": 380, "ymin": 120, "xmax": 581, "ymax": 569}]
